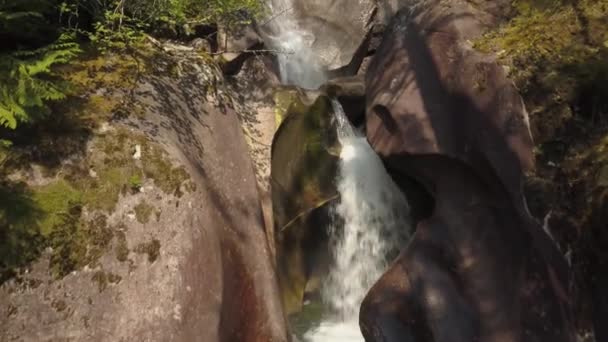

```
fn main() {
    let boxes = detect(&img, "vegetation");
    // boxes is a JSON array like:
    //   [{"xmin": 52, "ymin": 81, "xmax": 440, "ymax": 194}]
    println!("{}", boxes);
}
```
[
  {"xmin": 0, "ymin": 0, "xmax": 265, "ymax": 131},
  {"xmin": 476, "ymin": 0, "xmax": 608, "ymax": 126},
  {"xmin": 134, "ymin": 201, "xmax": 154, "ymax": 224},
  {"xmin": 477, "ymin": 0, "xmax": 608, "ymax": 333}
]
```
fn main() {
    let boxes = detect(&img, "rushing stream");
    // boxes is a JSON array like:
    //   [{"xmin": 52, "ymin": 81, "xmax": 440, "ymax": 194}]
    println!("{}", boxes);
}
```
[
  {"xmin": 264, "ymin": 1, "xmax": 411, "ymax": 340},
  {"xmin": 298, "ymin": 101, "xmax": 410, "ymax": 342}
]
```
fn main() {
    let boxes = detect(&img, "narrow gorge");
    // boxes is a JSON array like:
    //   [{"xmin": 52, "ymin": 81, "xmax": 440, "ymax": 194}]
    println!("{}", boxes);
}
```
[{"xmin": 1, "ymin": 0, "xmax": 607, "ymax": 341}]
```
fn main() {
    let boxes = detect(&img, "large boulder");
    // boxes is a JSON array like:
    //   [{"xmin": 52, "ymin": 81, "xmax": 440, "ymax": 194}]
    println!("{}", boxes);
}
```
[
  {"xmin": 261, "ymin": 0, "xmax": 377, "ymax": 78},
  {"xmin": 360, "ymin": 2, "xmax": 575, "ymax": 341},
  {"xmin": 271, "ymin": 91, "xmax": 341, "ymax": 314},
  {"xmin": 291, "ymin": 0, "xmax": 376, "ymax": 72},
  {"xmin": 0, "ymin": 45, "xmax": 287, "ymax": 342}
]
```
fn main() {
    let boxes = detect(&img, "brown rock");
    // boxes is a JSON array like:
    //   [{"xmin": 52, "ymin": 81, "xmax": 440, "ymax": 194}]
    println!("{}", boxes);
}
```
[
  {"xmin": 0, "ymin": 46, "xmax": 288, "ymax": 342},
  {"xmin": 261, "ymin": 0, "xmax": 377, "ymax": 75},
  {"xmin": 361, "ymin": 3, "xmax": 575, "ymax": 341},
  {"xmin": 271, "ymin": 94, "xmax": 341, "ymax": 314}
]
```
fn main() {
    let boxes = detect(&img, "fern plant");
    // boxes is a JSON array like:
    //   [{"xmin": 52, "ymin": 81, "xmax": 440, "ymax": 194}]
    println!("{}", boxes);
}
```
[
  {"xmin": 0, "ymin": 35, "xmax": 80, "ymax": 129},
  {"xmin": 1, "ymin": 0, "xmax": 80, "ymax": 130}
]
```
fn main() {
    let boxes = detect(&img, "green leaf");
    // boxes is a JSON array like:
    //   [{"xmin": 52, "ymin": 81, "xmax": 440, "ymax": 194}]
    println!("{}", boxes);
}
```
[{"xmin": 0, "ymin": 106, "xmax": 18, "ymax": 129}]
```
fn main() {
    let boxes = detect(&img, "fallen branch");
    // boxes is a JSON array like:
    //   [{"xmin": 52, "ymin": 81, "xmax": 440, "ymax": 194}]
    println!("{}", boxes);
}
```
[{"xmin": 278, "ymin": 194, "xmax": 340, "ymax": 233}]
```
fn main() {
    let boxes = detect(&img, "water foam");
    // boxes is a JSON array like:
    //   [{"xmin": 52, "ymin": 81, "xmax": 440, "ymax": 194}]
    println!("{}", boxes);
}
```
[
  {"xmin": 302, "ymin": 101, "xmax": 411, "ymax": 342},
  {"xmin": 264, "ymin": 1, "xmax": 411, "ymax": 337}
]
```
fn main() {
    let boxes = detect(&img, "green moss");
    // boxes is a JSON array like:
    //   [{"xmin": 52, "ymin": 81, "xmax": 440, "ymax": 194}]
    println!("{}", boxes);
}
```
[
  {"xmin": 32, "ymin": 180, "xmax": 83, "ymax": 237},
  {"xmin": 273, "ymin": 89, "xmax": 308, "ymax": 127},
  {"xmin": 141, "ymin": 144, "xmax": 190, "ymax": 196},
  {"xmin": 134, "ymin": 201, "xmax": 154, "ymax": 224},
  {"xmin": 475, "ymin": 0, "xmax": 608, "ymax": 103},
  {"xmin": 134, "ymin": 239, "xmax": 161, "ymax": 263},
  {"xmin": 128, "ymin": 174, "xmax": 143, "ymax": 192},
  {"xmin": 48, "ymin": 210, "xmax": 114, "ymax": 277},
  {"xmin": 83, "ymin": 214, "xmax": 113, "ymax": 264},
  {"xmin": 0, "ymin": 49, "xmax": 199, "ymax": 284}
]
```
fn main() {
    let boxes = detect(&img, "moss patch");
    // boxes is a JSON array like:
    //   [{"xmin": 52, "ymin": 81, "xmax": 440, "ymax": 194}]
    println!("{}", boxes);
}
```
[
  {"xmin": 475, "ymin": 0, "xmax": 608, "ymax": 140},
  {"xmin": 478, "ymin": 0, "xmax": 608, "ymax": 331},
  {"xmin": 91, "ymin": 270, "xmax": 122, "ymax": 293},
  {"xmin": 134, "ymin": 239, "xmax": 161, "ymax": 263},
  {"xmin": 1, "ymin": 127, "xmax": 190, "ymax": 282},
  {"xmin": 273, "ymin": 89, "xmax": 309, "ymax": 128},
  {"xmin": 32, "ymin": 180, "xmax": 83, "ymax": 237},
  {"xmin": 0, "ymin": 47, "xmax": 202, "ymax": 284},
  {"xmin": 141, "ymin": 143, "xmax": 190, "ymax": 196},
  {"xmin": 134, "ymin": 201, "xmax": 154, "ymax": 224}
]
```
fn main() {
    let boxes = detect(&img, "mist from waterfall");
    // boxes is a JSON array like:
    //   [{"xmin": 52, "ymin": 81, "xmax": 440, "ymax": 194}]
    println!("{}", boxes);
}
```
[
  {"xmin": 264, "ymin": 0, "xmax": 326, "ymax": 88},
  {"xmin": 301, "ymin": 101, "xmax": 411, "ymax": 341}
]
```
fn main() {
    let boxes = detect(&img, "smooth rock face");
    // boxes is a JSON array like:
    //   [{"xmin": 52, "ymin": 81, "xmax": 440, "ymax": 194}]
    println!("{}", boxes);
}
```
[
  {"xmin": 263, "ymin": 0, "xmax": 376, "ymax": 74},
  {"xmin": 361, "ymin": 3, "xmax": 575, "ymax": 341},
  {"xmin": 0, "ymin": 49, "xmax": 287, "ymax": 342},
  {"xmin": 271, "ymin": 94, "xmax": 340, "ymax": 314}
]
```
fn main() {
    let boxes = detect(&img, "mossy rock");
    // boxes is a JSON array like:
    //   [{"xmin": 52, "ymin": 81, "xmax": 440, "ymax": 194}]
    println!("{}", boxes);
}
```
[
  {"xmin": 270, "ymin": 94, "xmax": 341, "ymax": 314},
  {"xmin": 115, "ymin": 229, "xmax": 130, "ymax": 262},
  {"xmin": 0, "ymin": 128, "xmax": 191, "ymax": 282},
  {"xmin": 134, "ymin": 201, "xmax": 154, "ymax": 224},
  {"xmin": 273, "ymin": 88, "xmax": 309, "ymax": 127},
  {"xmin": 271, "ymin": 94, "xmax": 341, "ymax": 233},
  {"xmin": 134, "ymin": 239, "xmax": 161, "ymax": 263}
]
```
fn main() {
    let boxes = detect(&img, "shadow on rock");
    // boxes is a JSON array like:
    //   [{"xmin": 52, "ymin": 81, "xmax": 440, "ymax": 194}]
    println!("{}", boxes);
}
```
[{"xmin": 361, "ymin": 3, "xmax": 575, "ymax": 341}]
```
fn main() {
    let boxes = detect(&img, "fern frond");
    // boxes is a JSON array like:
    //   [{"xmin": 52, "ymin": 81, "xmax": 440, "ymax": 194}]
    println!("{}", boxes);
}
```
[
  {"xmin": 0, "ymin": 32, "xmax": 79, "ymax": 129},
  {"xmin": 0, "ymin": 105, "xmax": 18, "ymax": 129}
]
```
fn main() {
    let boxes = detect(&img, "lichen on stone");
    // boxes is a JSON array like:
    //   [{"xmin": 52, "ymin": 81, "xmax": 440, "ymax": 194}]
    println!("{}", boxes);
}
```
[
  {"xmin": 134, "ymin": 201, "xmax": 154, "ymax": 224},
  {"xmin": 114, "ymin": 229, "xmax": 129, "ymax": 262},
  {"xmin": 91, "ymin": 270, "xmax": 122, "ymax": 293},
  {"xmin": 0, "ymin": 45, "xmax": 200, "ymax": 285},
  {"xmin": 134, "ymin": 239, "xmax": 161, "ymax": 263},
  {"xmin": 51, "ymin": 299, "xmax": 67, "ymax": 312}
]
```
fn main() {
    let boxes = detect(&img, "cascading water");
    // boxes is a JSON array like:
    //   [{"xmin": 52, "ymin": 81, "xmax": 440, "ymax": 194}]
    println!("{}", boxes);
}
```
[
  {"xmin": 263, "ymin": 0, "xmax": 326, "ymax": 88},
  {"xmin": 263, "ymin": 1, "xmax": 411, "ymax": 339},
  {"xmin": 300, "ymin": 101, "xmax": 411, "ymax": 342}
]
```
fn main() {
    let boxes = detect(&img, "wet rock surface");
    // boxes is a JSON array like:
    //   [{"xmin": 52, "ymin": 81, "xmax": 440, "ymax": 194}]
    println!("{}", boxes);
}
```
[{"xmin": 271, "ymin": 93, "xmax": 340, "ymax": 315}]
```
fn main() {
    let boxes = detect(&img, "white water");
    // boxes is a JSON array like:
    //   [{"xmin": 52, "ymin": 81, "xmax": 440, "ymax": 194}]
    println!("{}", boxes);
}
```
[
  {"xmin": 264, "ymin": 1, "xmax": 411, "ymax": 339},
  {"xmin": 264, "ymin": 0, "xmax": 327, "ymax": 88},
  {"xmin": 301, "ymin": 101, "xmax": 411, "ymax": 342}
]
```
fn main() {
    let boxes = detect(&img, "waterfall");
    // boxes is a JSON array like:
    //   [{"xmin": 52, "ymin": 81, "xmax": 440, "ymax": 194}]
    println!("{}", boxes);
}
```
[
  {"xmin": 264, "ymin": 0, "xmax": 326, "ymax": 88},
  {"xmin": 263, "ymin": 1, "xmax": 411, "ymax": 339},
  {"xmin": 301, "ymin": 101, "xmax": 411, "ymax": 341}
]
